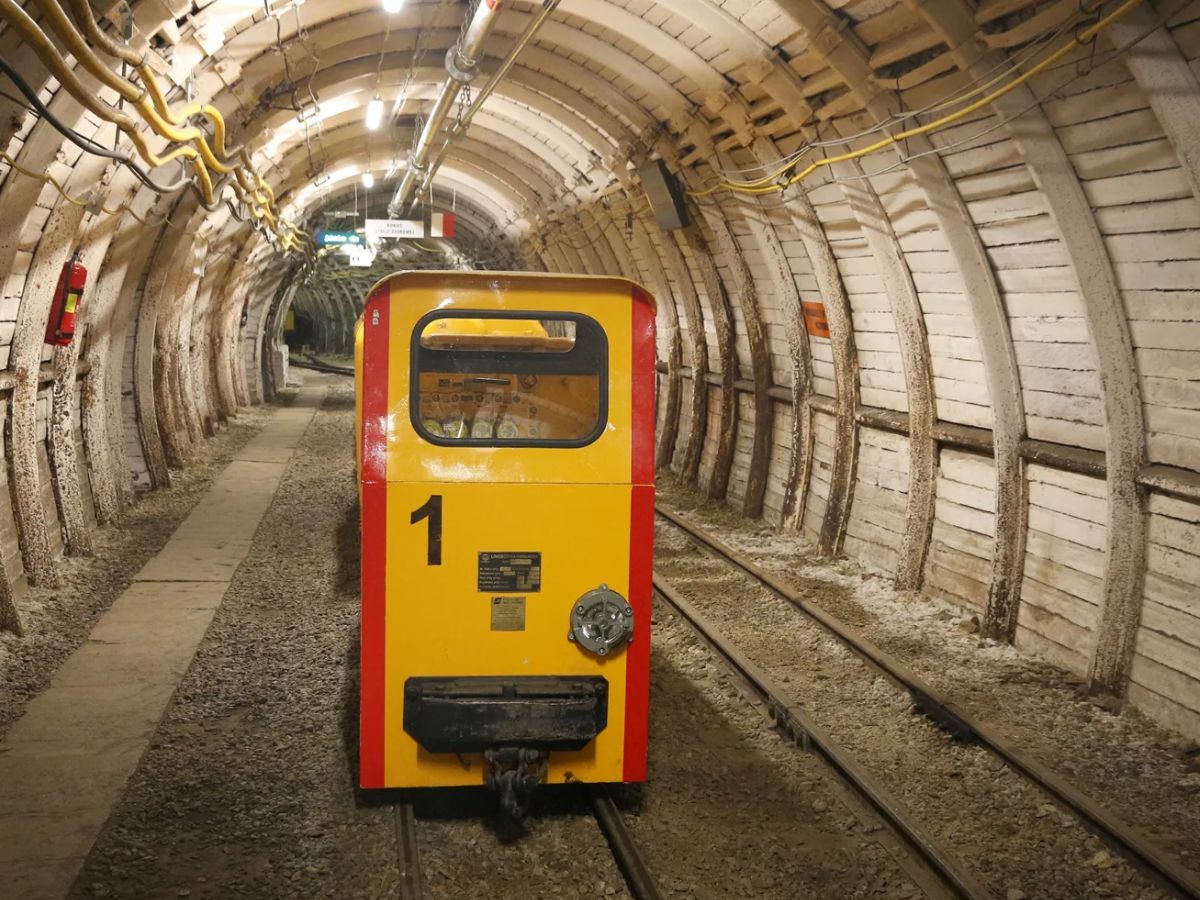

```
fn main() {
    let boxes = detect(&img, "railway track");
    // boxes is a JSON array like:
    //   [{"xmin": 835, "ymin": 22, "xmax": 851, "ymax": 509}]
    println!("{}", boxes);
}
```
[
  {"xmin": 590, "ymin": 786, "xmax": 665, "ymax": 900},
  {"xmin": 291, "ymin": 354, "xmax": 354, "ymax": 377},
  {"xmin": 395, "ymin": 802, "xmax": 423, "ymax": 900},
  {"xmin": 391, "ymin": 788, "xmax": 663, "ymax": 899},
  {"xmin": 655, "ymin": 504, "xmax": 1200, "ymax": 900},
  {"xmin": 653, "ymin": 576, "xmax": 993, "ymax": 900}
]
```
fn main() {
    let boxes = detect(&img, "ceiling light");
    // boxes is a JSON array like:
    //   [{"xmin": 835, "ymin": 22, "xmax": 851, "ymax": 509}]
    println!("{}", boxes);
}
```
[
  {"xmin": 382, "ymin": 0, "xmax": 404, "ymax": 13},
  {"xmin": 362, "ymin": 172, "xmax": 376, "ymax": 189},
  {"xmin": 365, "ymin": 96, "xmax": 384, "ymax": 131}
]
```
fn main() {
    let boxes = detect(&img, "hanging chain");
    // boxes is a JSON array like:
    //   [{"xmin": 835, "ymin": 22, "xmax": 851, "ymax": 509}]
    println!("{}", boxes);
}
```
[{"xmin": 457, "ymin": 82, "xmax": 472, "ymax": 128}]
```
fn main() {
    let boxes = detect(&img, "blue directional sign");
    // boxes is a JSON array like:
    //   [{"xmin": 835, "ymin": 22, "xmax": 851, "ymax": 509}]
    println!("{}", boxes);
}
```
[{"xmin": 316, "ymin": 230, "xmax": 365, "ymax": 247}]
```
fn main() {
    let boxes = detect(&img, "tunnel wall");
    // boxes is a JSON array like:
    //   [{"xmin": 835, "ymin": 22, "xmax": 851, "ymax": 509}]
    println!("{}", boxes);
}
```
[
  {"xmin": 525, "ymin": 6, "xmax": 1200, "ymax": 740},
  {"xmin": 0, "ymin": 0, "xmax": 1197, "ymax": 743}
]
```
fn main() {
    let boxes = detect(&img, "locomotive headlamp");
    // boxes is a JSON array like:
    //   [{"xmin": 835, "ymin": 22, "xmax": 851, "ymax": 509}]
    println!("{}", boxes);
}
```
[{"xmin": 569, "ymin": 585, "xmax": 634, "ymax": 657}]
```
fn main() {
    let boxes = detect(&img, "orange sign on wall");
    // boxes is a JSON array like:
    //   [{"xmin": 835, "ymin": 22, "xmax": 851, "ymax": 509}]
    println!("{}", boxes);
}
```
[{"xmin": 802, "ymin": 301, "xmax": 831, "ymax": 339}]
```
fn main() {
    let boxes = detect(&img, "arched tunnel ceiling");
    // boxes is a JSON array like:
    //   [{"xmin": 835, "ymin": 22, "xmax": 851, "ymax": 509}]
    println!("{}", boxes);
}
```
[
  {"xmin": 6, "ymin": 0, "xmax": 1098, "ymax": 242},
  {"xmin": 1, "ymin": 0, "xmax": 1200, "ymax": 739},
  {"xmin": 0, "ymin": 0, "xmax": 1151, "ymax": 252}
]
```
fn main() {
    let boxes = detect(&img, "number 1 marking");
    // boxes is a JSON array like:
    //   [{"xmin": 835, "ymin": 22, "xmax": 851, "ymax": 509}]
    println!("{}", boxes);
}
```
[{"xmin": 410, "ymin": 495, "xmax": 443, "ymax": 565}]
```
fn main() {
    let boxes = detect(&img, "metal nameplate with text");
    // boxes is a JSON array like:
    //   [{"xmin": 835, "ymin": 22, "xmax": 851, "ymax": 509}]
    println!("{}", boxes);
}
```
[{"xmin": 478, "ymin": 552, "xmax": 542, "ymax": 593}]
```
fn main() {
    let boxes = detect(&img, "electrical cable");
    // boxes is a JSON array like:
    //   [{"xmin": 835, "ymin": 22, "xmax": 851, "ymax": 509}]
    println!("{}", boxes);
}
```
[
  {"xmin": 0, "ymin": 55, "xmax": 121, "ymax": 159},
  {"xmin": 545, "ymin": 0, "xmax": 1174, "ymax": 252},
  {"xmin": 0, "ymin": 149, "xmax": 184, "ymax": 231},
  {"xmin": 1, "ymin": 151, "xmax": 93, "ymax": 209},
  {"xmin": 39, "ymin": 0, "xmax": 311, "ymax": 249},
  {"xmin": 0, "ymin": 53, "xmax": 190, "ymax": 195},
  {"xmin": 682, "ymin": 0, "xmax": 1196, "ymax": 226},
  {"xmin": 0, "ymin": 0, "xmax": 213, "ymax": 194},
  {"xmin": 686, "ymin": 0, "xmax": 1148, "ymax": 198}
]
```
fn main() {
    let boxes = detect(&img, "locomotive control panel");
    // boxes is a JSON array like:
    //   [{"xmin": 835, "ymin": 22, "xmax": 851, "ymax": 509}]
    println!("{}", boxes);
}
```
[{"xmin": 413, "ymin": 313, "xmax": 605, "ymax": 446}]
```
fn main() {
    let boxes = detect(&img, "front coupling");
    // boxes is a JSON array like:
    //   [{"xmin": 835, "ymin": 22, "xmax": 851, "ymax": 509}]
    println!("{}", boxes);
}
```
[{"xmin": 569, "ymin": 584, "xmax": 634, "ymax": 657}]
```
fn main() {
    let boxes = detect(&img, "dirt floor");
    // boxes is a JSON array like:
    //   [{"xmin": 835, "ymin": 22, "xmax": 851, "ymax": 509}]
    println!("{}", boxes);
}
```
[
  {"xmin": 52, "ymin": 393, "xmax": 1199, "ymax": 898},
  {"xmin": 61, "ymin": 379, "xmax": 949, "ymax": 900},
  {"xmin": 0, "ymin": 405, "xmax": 272, "ymax": 739},
  {"xmin": 657, "ymin": 477, "xmax": 1199, "ymax": 899},
  {"xmin": 68, "ymin": 380, "xmax": 632, "ymax": 900}
]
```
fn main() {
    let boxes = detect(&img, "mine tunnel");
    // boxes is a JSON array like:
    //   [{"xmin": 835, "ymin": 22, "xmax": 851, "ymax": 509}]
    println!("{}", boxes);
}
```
[{"xmin": 1, "ymin": 0, "xmax": 1199, "ymax": 898}]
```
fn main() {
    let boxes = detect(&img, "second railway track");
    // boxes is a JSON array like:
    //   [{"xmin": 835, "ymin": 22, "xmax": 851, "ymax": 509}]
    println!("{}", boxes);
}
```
[
  {"xmin": 653, "ymin": 575, "xmax": 995, "ymax": 900},
  {"xmin": 655, "ymin": 502, "xmax": 1200, "ymax": 900},
  {"xmin": 292, "ymin": 354, "xmax": 355, "ymax": 377},
  {"xmin": 391, "ymin": 788, "xmax": 663, "ymax": 900}
]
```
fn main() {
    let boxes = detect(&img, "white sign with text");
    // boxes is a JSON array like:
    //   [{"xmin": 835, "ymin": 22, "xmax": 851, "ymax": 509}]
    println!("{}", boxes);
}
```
[{"xmin": 366, "ymin": 218, "xmax": 424, "ymax": 240}]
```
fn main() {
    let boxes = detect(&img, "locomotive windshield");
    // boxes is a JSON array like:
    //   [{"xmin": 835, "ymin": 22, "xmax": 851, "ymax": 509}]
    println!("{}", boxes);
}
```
[{"xmin": 412, "ymin": 311, "xmax": 607, "ymax": 447}]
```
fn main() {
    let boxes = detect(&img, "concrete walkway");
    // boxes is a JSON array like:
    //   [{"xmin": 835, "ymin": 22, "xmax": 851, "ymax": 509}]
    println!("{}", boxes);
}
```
[{"xmin": 0, "ymin": 384, "xmax": 324, "ymax": 900}]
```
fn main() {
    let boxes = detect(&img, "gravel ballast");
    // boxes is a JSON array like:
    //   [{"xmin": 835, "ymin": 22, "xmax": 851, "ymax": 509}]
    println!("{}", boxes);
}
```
[
  {"xmin": 625, "ymin": 603, "xmax": 938, "ymax": 899},
  {"xmin": 658, "ymin": 478, "xmax": 1195, "ymax": 899},
  {"xmin": 56, "ymin": 392, "xmax": 1197, "ymax": 898},
  {"xmin": 68, "ymin": 380, "xmax": 630, "ymax": 899},
  {"xmin": 70, "ymin": 382, "xmax": 400, "ymax": 899}
]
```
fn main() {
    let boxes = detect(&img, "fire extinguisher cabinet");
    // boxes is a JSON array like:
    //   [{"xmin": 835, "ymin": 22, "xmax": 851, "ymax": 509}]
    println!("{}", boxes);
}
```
[{"xmin": 45, "ymin": 253, "xmax": 87, "ymax": 346}]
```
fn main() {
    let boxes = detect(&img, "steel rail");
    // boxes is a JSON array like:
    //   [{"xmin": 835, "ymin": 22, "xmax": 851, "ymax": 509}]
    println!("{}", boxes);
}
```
[
  {"xmin": 292, "ymin": 355, "xmax": 355, "ymax": 377},
  {"xmin": 655, "ymin": 505, "xmax": 1200, "ymax": 900},
  {"xmin": 653, "ymin": 576, "xmax": 995, "ymax": 900},
  {"xmin": 589, "ymin": 786, "xmax": 665, "ymax": 900},
  {"xmin": 395, "ymin": 802, "xmax": 425, "ymax": 900}
]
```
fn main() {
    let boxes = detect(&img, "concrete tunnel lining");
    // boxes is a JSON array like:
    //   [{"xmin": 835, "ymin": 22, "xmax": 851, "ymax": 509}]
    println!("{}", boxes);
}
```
[{"xmin": 0, "ymin": 0, "xmax": 1197, "ymax": 891}]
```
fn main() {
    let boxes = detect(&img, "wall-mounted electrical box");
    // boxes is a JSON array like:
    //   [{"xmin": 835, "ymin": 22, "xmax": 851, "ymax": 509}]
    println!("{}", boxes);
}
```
[{"xmin": 638, "ymin": 159, "xmax": 690, "ymax": 231}]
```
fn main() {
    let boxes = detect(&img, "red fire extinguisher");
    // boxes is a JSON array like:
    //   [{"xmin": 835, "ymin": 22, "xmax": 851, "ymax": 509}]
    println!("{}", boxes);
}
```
[{"xmin": 45, "ymin": 251, "xmax": 87, "ymax": 346}]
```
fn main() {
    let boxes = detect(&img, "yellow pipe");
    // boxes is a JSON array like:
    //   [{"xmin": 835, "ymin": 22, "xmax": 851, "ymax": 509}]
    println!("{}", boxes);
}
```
[
  {"xmin": 27, "ymin": 0, "xmax": 267, "ymax": 213},
  {"xmin": 5, "ymin": 0, "xmax": 315, "ymax": 256},
  {"xmin": 64, "ymin": 0, "xmax": 140, "ymax": 65},
  {"xmin": 30, "ymin": 0, "xmax": 146, "ymax": 103},
  {"xmin": 33, "ymin": 0, "xmax": 246, "ymax": 180},
  {"xmin": 0, "ymin": 0, "xmax": 217, "ymax": 204},
  {"xmin": 137, "ymin": 67, "xmax": 251, "ymax": 171}
]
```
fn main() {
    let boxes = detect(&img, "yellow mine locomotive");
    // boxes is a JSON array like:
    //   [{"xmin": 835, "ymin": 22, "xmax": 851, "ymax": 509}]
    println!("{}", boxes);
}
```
[{"xmin": 355, "ymin": 271, "xmax": 656, "ymax": 814}]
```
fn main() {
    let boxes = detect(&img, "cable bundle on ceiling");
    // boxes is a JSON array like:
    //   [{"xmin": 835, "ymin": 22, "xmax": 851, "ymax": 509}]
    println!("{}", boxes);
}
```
[
  {"xmin": 686, "ymin": 0, "xmax": 1150, "ymax": 199},
  {"xmin": 0, "ymin": 0, "xmax": 314, "ymax": 256}
]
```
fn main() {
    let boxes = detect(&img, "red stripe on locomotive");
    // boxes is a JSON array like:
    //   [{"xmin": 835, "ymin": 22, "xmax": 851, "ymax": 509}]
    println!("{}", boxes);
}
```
[
  {"xmin": 360, "ymin": 285, "xmax": 390, "ymax": 788},
  {"xmin": 623, "ymin": 287, "xmax": 656, "ymax": 781}
]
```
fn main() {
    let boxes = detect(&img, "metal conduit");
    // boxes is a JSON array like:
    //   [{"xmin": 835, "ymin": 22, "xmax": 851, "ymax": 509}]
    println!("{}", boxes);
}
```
[
  {"xmin": 417, "ymin": 0, "xmax": 564, "ymax": 200},
  {"xmin": 388, "ymin": 0, "xmax": 508, "ymax": 217}
]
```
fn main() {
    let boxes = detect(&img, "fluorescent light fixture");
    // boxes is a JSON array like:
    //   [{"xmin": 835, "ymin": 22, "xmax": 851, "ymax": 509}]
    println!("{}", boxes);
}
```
[
  {"xmin": 362, "ymin": 171, "xmax": 376, "ymax": 189},
  {"xmin": 365, "ymin": 96, "xmax": 384, "ymax": 131},
  {"xmin": 382, "ymin": 0, "xmax": 404, "ymax": 12}
]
